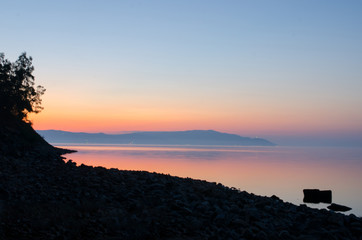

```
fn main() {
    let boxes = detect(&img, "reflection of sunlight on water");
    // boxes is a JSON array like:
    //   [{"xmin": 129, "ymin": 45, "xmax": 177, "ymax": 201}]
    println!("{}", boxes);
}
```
[{"xmin": 59, "ymin": 145, "xmax": 362, "ymax": 217}]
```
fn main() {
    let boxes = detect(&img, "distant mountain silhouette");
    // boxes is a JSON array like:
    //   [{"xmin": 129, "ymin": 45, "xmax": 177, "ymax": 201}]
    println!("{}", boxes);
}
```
[{"xmin": 36, "ymin": 130, "xmax": 276, "ymax": 146}]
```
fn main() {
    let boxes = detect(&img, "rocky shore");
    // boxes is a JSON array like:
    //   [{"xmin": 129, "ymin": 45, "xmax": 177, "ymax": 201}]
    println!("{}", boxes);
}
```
[
  {"xmin": 0, "ymin": 118, "xmax": 361, "ymax": 239},
  {"xmin": 0, "ymin": 147, "xmax": 361, "ymax": 240}
]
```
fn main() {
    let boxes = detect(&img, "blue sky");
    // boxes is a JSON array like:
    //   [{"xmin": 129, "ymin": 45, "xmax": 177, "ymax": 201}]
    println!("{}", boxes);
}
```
[{"xmin": 1, "ymin": 0, "xmax": 362, "ymax": 146}]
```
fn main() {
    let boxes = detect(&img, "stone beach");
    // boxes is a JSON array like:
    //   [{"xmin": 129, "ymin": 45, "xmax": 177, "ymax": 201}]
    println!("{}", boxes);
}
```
[
  {"xmin": 0, "ymin": 148, "xmax": 361, "ymax": 239},
  {"xmin": 0, "ymin": 118, "xmax": 361, "ymax": 239}
]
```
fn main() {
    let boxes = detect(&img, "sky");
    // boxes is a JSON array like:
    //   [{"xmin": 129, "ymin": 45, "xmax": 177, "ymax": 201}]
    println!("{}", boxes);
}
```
[{"xmin": 1, "ymin": 0, "xmax": 362, "ymax": 146}]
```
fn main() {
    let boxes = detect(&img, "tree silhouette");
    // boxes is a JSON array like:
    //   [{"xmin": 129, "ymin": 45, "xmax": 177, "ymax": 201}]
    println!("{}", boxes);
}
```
[{"xmin": 0, "ymin": 53, "xmax": 45, "ymax": 123}]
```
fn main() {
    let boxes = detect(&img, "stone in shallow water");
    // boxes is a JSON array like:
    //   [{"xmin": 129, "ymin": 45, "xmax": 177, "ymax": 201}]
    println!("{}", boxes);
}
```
[
  {"xmin": 327, "ymin": 203, "xmax": 352, "ymax": 212},
  {"xmin": 303, "ymin": 189, "xmax": 332, "ymax": 204}
]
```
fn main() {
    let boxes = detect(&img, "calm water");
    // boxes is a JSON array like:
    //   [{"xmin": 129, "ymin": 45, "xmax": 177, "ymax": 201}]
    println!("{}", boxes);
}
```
[{"xmin": 57, "ymin": 144, "xmax": 362, "ymax": 216}]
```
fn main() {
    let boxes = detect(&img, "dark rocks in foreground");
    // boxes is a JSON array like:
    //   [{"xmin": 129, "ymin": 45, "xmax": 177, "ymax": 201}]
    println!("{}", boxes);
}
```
[{"xmin": 1, "ymin": 150, "xmax": 361, "ymax": 240}]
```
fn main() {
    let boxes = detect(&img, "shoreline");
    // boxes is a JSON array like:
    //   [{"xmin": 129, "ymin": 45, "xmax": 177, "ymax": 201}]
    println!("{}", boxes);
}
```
[
  {"xmin": 56, "ymin": 144, "xmax": 362, "ymax": 217},
  {"xmin": 1, "ymin": 147, "xmax": 361, "ymax": 239}
]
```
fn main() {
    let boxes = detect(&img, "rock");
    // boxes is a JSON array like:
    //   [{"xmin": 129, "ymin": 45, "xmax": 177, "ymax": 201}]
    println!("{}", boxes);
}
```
[
  {"xmin": 214, "ymin": 213, "xmax": 226, "ymax": 225},
  {"xmin": 327, "ymin": 214, "xmax": 345, "ymax": 226},
  {"xmin": 279, "ymin": 230, "xmax": 292, "ymax": 239},
  {"xmin": 0, "ymin": 187, "xmax": 9, "ymax": 200},
  {"xmin": 256, "ymin": 230, "xmax": 268, "ymax": 240},
  {"xmin": 327, "ymin": 203, "xmax": 352, "ymax": 212},
  {"xmin": 271, "ymin": 195, "xmax": 281, "ymax": 201},
  {"xmin": 303, "ymin": 189, "xmax": 332, "ymax": 203}
]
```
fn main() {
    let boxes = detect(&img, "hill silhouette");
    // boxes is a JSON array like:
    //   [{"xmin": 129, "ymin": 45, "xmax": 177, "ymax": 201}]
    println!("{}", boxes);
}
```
[{"xmin": 37, "ymin": 129, "xmax": 276, "ymax": 146}]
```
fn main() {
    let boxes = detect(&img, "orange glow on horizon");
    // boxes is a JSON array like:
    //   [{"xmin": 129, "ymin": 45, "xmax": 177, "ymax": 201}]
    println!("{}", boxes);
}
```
[
  {"xmin": 31, "ymin": 106, "xmax": 362, "ymax": 137},
  {"xmin": 30, "ymin": 92, "xmax": 362, "ymax": 136}
]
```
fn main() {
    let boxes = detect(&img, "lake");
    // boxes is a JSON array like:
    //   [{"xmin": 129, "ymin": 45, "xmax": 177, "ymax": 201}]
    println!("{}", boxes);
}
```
[{"xmin": 56, "ymin": 144, "xmax": 362, "ymax": 216}]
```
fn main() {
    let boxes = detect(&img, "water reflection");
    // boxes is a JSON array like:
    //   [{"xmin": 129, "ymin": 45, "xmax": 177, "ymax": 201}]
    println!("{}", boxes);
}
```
[{"xmin": 58, "ymin": 145, "xmax": 362, "ymax": 216}]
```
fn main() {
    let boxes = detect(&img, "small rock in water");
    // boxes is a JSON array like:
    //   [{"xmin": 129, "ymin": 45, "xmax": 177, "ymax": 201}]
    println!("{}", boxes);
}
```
[{"xmin": 327, "ymin": 203, "xmax": 352, "ymax": 212}]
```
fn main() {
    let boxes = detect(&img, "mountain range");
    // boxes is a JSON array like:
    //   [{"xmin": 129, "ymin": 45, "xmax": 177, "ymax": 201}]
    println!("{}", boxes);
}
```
[{"xmin": 36, "ymin": 130, "xmax": 276, "ymax": 146}]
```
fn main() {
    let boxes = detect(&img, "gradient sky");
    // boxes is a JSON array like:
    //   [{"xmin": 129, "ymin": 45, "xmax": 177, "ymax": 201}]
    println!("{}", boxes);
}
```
[{"xmin": 2, "ymin": 1, "xmax": 362, "ymax": 145}]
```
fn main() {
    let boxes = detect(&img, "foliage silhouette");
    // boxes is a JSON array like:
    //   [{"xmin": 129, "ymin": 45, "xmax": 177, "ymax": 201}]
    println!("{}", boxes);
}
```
[{"xmin": 0, "ymin": 52, "xmax": 45, "ymax": 123}]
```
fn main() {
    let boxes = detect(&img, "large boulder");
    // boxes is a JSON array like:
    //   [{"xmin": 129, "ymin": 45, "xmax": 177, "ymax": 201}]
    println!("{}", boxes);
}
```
[{"xmin": 303, "ymin": 189, "xmax": 332, "ymax": 204}]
